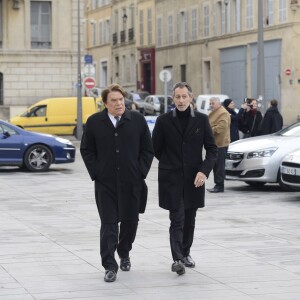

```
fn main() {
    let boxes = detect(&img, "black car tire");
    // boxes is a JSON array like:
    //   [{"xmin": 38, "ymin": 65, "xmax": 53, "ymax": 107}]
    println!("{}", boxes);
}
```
[{"xmin": 24, "ymin": 144, "xmax": 53, "ymax": 172}]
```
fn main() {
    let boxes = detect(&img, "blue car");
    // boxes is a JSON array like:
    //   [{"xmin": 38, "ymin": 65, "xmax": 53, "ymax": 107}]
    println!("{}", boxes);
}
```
[{"xmin": 0, "ymin": 120, "xmax": 76, "ymax": 172}]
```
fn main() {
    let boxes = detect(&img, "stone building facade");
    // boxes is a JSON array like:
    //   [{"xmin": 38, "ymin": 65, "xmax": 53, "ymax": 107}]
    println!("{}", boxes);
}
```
[{"xmin": 0, "ymin": 0, "xmax": 84, "ymax": 119}]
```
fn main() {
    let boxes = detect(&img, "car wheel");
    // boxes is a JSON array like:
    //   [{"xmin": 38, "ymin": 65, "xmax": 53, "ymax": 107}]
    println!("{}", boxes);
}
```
[
  {"xmin": 244, "ymin": 181, "xmax": 266, "ymax": 187},
  {"xmin": 24, "ymin": 144, "xmax": 53, "ymax": 172}
]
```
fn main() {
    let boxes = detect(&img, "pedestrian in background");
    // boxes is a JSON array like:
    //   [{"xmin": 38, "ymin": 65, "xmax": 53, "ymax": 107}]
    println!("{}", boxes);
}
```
[
  {"xmin": 80, "ymin": 83, "xmax": 154, "ymax": 283},
  {"xmin": 207, "ymin": 97, "xmax": 231, "ymax": 193},
  {"xmin": 223, "ymin": 98, "xmax": 243, "ymax": 142},
  {"xmin": 152, "ymin": 82, "xmax": 217, "ymax": 276},
  {"xmin": 260, "ymin": 99, "xmax": 283, "ymax": 135},
  {"xmin": 238, "ymin": 98, "xmax": 263, "ymax": 138}
]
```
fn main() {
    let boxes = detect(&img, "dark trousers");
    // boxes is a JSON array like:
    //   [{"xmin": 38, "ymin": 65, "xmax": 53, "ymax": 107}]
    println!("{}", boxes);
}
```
[
  {"xmin": 100, "ymin": 221, "xmax": 138, "ymax": 273},
  {"xmin": 213, "ymin": 146, "xmax": 228, "ymax": 188},
  {"xmin": 169, "ymin": 200, "xmax": 197, "ymax": 261}
]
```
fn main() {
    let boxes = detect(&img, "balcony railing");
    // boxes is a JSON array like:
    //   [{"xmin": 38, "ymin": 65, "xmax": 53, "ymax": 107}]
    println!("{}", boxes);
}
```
[
  {"xmin": 112, "ymin": 33, "xmax": 117, "ymax": 45},
  {"xmin": 128, "ymin": 28, "xmax": 134, "ymax": 41},
  {"xmin": 120, "ymin": 30, "xmax": 126, "ymax": 43}
]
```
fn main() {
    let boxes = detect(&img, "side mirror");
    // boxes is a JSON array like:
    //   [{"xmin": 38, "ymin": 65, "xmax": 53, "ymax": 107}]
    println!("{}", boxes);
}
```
[{"xmin": 1, "ymin": 131, "xmax": 10, "ymax": 139}]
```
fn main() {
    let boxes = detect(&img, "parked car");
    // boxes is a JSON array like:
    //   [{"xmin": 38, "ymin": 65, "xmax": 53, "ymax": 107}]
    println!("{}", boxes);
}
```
[
  {"xmin": 10, "ymin": 97, "xmax": 103, "ymax": 136},
  {"xmin": 126, "ymin": 92, "xmax": 145, "ymax": 113},
  {"xmin": 143, "ymin": 95, "xmax": 173, "ymax": 115},
  {"xmin": 280, "ymin": 149, "xmax": 300, "ymax": 190},
  {"xmin": 138, "ymin": 91, "xmax": 150, "ymax": 100},
  {"xmin": 196, "ymin": 94, "xmax": 229, "ymax": 115},
  {"xmin": 225, "ymin": 121, "xmax": 300, "ymax": 190},
  {"xmin": 144, "ymin": 115, "xmax": 158, "ymax": 135},
  {"xmin": 0, "ymin": 120, "xmax": 75, "ymax": 172}
]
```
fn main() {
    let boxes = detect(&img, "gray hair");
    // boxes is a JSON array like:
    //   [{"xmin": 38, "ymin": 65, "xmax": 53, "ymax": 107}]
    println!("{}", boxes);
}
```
[{"xmin": 209, "ymin": 97, "xmax": 221, "ymax": 103}]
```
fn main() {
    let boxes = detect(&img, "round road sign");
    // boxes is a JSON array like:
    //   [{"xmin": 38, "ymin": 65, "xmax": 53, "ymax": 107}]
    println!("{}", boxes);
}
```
[
  {"xmin": 285, "ymin": 68, "xmax": 291, "ymax": 76},
  {"xmin": 159, "ymin": 69, "xmax": 172, "ymax": 82},
  {"xmin": 84, "ymin": 77, "xmax": 96, "ymax": 89}
]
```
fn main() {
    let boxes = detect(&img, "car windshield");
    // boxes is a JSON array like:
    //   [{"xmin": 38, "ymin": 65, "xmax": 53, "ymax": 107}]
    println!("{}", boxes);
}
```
[{"xmin": 275, "ymin": 122, "xmax": 300, "ymax": 137}]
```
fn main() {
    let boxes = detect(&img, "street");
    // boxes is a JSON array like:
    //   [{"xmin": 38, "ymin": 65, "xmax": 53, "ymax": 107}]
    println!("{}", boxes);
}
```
[{"xmin": 0, "ymin": 141, "xmax": 300, "ymax": 300}]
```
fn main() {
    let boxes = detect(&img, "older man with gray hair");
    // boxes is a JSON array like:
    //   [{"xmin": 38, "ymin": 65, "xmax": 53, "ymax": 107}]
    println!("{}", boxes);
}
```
[{"xmin": 207, "ymin": 97, "xmax": 231, "ymax": 193}]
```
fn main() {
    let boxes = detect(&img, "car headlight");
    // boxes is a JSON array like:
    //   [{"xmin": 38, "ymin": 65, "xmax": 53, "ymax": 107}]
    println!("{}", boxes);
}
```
[
  {"xmin": 55, "ymin": 137, "xmax": 73, "ymax": 145},
  {"xmin": 247, "ymin": 147, "xmax": 278, "ymax": 159}
]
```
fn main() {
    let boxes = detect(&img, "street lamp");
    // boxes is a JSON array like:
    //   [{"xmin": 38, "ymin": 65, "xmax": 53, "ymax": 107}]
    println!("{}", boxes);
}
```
[
  {"xmin": 224, "ymin": 0, "xmax": 229, "ymax": 34},
  {"xmin": 76, "ymin": 0, "xmax": 83, "ymax": 140},
  {"xmin": 257, "ymin": 0, "xmax": 265, "ymax": 114}
]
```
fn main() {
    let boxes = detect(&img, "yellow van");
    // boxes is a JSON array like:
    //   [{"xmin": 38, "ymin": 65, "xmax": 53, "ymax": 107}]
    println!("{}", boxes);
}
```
[{"xmin": 10, "ymin": 97, "xmax": 104, "ymax": 135}]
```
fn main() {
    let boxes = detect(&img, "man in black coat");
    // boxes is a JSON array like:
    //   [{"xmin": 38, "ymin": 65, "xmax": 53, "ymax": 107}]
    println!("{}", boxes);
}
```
[
  {"xmin": 80, "ymin": 83, "xmax": 154, "ymax": 283},
  {"xmin": 152, "ymin": 82, "xmax": 218, "ymax": 275},
  {"xmin": 260, "ymin": 99, "xmax": 283, "ymax": 135}
]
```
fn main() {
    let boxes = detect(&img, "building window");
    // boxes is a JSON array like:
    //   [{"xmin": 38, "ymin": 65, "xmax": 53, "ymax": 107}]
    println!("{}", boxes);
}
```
[
  {"xmin": 31, "ymin": 1, "xmax": 51, "ymax": 49},
  {"xmin": 203, "ymin": 5, "xmax": 209, "ymax": 37},
  {"xmin": 235, "ymin": 0, "xmax": 241, "ymax": 32},
  {"xmin": 246, "ymin": 0, "xmax": 253, "ymax": 29},
  {"xmin": 91, "ymin": 0, "xmax": 96, "ymax": 10},
  {"xmin": 92, "ymin": 22, "xmax": 96, "ymax": 46},
  {"xmin": 121, "ymin": 55, "xmax": 126, "ymax": 83},
  {"xmin": 105, "ymin": 19, "xmax": 110, "ymax": 43},
  {"xmin": 191, "ymin": 8, "xmax": 197, "ymax": 41},
  {"xmin": 157, "ymin": 17, "xmax": 162, "ymax": 46},
  {"xmin": 130, "ymin": 54, "xmax": 135, "ymax": 83},
  {"xmin": 139, "ymin": 10, "xmax": 144, "ymax": 46},
  {"xmin": 265, "ymin": 0, "xmax": 274, "ymax": 26},
  {"xmin": 279, "ymin": 0, "xmax": 287, "ymax": 23},
  {"xmin": 0, "ymin": 0, "xmax": 2, "ymax": 48},
  {"xmin": 147, "ymin": 9, "xmax": 152, "ymax": 45},
  {"xmin": 99, "ymin": 21, "xmax": 103, "ymax": 45},
  {"xmin": 168, "ymin": 15, "xmax": 173, "ymax": 45},
  {"xmin": 178, "ymin": 11, "xmax": 188, "ymax": 43},
  {"xmin": 180, "ymin": 65, "xmax": 186, "ymax": 82},
  {"xmin": 100, "ymin": 61, "xmax": 108, "ymax": 88}
]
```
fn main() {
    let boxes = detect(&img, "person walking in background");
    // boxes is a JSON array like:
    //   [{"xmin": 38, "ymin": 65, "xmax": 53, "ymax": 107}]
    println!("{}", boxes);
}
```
[
  {"xmin": 260, "ymin": 99, "xmax": 283, "ymax": 135},
  {"xmin": 238, "ymin": 98, "xmax": 263, "ymax": 138},
  {"xmin": 223, "ymin": 98, "xmax": 244, "ymax": 142},
  {"xmin": 207, "ymin": 97, "xmax": 231, "ymax": 193},
  {"xmin": 80, "ymin": 83, "xmax": 154, "ymax": 283},
  {"xmin": 152, "ymin": 82, "xmax": 218, "ymax": 276}
]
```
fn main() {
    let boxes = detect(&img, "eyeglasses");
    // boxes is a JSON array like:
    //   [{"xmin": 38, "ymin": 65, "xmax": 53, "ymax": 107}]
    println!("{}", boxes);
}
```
[{"xmin": 173, "ymin": 82, "xmax": 192, "ymax": 93}]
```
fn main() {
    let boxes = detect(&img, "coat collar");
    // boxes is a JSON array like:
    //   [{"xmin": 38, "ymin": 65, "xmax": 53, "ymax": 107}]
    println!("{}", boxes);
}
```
[
  {"xmin": 171, "ymin": 107, "xmax": 196, "ymax": 136},
  {"xmin": 99, "ymin": 108, "xmax": 131, "ymax": 129}
]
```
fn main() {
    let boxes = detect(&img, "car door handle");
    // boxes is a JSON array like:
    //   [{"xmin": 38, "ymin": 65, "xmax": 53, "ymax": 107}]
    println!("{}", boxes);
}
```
[{"xmin": 45, "ymin": 117, "xmax": 48, "ymax": 121}]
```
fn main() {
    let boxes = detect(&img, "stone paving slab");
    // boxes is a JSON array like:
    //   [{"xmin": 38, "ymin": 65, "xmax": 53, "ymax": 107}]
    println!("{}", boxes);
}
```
[{"xmin": 0, "ymin": 144, "xmax": 300, "ymax": 300}]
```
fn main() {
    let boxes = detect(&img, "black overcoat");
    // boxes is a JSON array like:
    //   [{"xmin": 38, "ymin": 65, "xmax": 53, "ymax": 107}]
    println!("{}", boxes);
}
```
[
  {"xmin": 152, "ymin": 109, "xmax": 218, "ymax": 211},
  {"xmin": 260, "ymin": 106, "xmax": 283, "ymax": 135},
  {"xmin": 80, "ymin": 109, "xmax": 154, "ymax": 222}
]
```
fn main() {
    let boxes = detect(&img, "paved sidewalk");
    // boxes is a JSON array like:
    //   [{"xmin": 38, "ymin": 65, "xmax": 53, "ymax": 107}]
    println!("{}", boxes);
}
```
[{"xmin": 1, "ymin": 143, "xmax": 300, "ymax": 300}]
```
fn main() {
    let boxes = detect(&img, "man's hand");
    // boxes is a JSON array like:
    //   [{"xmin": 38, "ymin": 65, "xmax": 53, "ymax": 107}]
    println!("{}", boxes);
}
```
[{"xmin": 194, "ymin": 172, "xmax": 207, "ymax": 188}]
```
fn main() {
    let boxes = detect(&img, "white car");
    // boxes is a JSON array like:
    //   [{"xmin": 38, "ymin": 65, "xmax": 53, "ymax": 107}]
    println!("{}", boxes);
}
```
[
  {"xmin": 196, "ymin": 94, "xmax": 229, "ymax": 115},
  {"xmin": 225, "ymin": 122, "xmax": 300, "ymax": 190},
  {"xmin": 280, "ymin": 149, "xmax": 300, "ymax": 190}
]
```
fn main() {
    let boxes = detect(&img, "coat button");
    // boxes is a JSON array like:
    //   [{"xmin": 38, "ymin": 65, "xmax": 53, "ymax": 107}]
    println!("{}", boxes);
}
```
[
  {"xmin": 116, "ymin": 149, "xmax": 119, "ymax": 153},
  {"xmin": 117, "ymin": 167, "xmax": 120, "ymax": 170},
  {"xmin": 115, "ymin": 133, "xmax": 118, "ymax": 136}
]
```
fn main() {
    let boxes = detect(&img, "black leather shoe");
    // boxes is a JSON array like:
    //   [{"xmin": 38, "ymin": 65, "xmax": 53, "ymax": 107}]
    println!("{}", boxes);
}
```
[
  {"xmin": 120, "ymin": 257, "xmax": 131, "ymax": 271},
  {"xmin": 104, "ymin": 270, "xmax": 116, "ymax": 282},
  {"xmin": 207, "ymin": 187, "xmax": 224, "ymax": 193},
  {"xmin": 171, "ymin": 260, "xmax": 185, "ymax": 275},
  {"xmin": 182, "ymin": 255, "xmax": 195, "ymax": 268}
]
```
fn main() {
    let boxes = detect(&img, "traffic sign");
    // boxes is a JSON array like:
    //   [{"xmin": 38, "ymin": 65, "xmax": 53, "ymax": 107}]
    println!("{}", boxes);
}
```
[
  {"xmin": 84, "ymin": 77, "xmax": 96, "ymax": 89},
  {"xmin": 285, "ymin": 68, "xmax": 292, "ymax": 76},
  {"xmin": 159, "ymin": 69, "xmax": 172, "ymax": 82}
]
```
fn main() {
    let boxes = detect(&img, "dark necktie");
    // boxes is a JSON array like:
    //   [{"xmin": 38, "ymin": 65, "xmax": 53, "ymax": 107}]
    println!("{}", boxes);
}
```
[{"xmin": 114, "ymin": 116, "xmax": 120, "ymax": 128}]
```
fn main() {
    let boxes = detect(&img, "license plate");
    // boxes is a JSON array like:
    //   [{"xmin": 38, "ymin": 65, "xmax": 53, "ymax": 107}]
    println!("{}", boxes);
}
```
[{"xmin": 281, "ymin": 166, "xmax": 297, "ymax": 176}]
